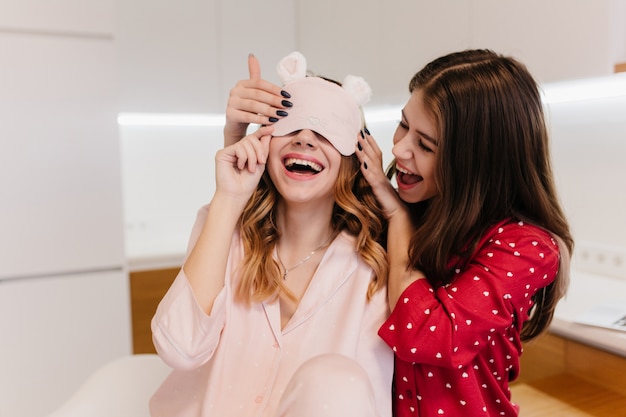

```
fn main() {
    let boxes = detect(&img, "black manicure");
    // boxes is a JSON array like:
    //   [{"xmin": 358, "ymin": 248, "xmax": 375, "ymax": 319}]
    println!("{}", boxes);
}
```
[
  {"xmin": 269, "ymin": 117, "xmax": 279, "ymax": 123},
  {"xmin": 364, "ymin": 127, "xmax": 370, "ymax": 135},
  {"xmin": 281, "ymin": 90, "xmax": 291, "ymax": 98},
  {"xmin": 364, "ymin": 162, "xmax": 368, "ymax": 170},
  {"xmin": 281, "ymin": 100, "xmax": 293, "ymax": 107},
  {"xmin": 276, "ymin": 110, "xmax": 288, "ymax": 117},
  {"xmin": 357, "ymin": 143, "xmax": 363, "ymax": 151},
  {"xmin": 360, "ymin": 130, "xmax": 364, "ymax": 139}
]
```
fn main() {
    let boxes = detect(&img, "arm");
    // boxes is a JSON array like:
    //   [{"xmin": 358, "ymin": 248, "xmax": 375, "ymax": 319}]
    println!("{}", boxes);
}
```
[
  {"xmin": 184, "ymin": 126, "xmax": 273, "ymax": 313},
  {"xmin": 224, "ymin": 53, "xmax": 288, "ymax": 146},
  {"xmin": 356, "ymin": 130, "xmax": 425, "ymax": 309},
  {"xmin": 378, "ymin": 223, "xmax": 560, "ymax": 368},
  {"xmin": 151, "ymin": 128, "xmax": 272, "ymax": 369}
]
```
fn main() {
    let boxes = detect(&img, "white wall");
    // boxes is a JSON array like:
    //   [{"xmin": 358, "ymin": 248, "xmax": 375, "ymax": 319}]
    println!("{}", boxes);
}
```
[
  {"xmin": 547, "ymin": 87, "xmax": 626, "ymax": 247},
  {"xmin": 120, "ymin": 125, "xmax": 222, "ymax": 264}
]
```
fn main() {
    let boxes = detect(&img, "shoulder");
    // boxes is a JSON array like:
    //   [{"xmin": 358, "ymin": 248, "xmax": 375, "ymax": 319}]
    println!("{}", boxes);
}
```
[
  {"xmin": 324, "ymin": 231, "xmax": 358, "ymax": 259},
  {"xmin": 483, "ymin": 220, "xmax": 558, "ymax": 251},
  {"xmin": 478, "ymin": 219, "xmax": 560, "ymax": 277},
  {"xmin": 325, "ymin": 231, "xmax": 373, "ymax": 275},
  {"xmin": 335, "ymin": 230, "xmax": 358, "ymax": 249},
  {"xmin": 333, "ymin": 231, "xmax": 371, "ymax": 264}
]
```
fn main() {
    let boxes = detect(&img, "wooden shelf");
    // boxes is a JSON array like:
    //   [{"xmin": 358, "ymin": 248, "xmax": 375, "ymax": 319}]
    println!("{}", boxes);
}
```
[
  {"xmin": 513, "ymin": 374, "xmax": 626, "ymax": 416},
  {"xmin": 513, "ymin": 332, "xmax": 626, "ymax": 416},
  {"xmin": 129, "ymin": 267, "xmax": 179, "ymax": 354}
]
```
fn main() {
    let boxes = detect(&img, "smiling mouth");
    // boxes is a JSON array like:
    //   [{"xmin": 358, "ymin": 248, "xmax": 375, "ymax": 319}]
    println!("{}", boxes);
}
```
[
  {"xmin": 396, "ymin": 166, "xmax": 422, "ymax": 185},
  {"xmin": 284, "ymin": 157, "xmax": 324, "ymax": 174}
]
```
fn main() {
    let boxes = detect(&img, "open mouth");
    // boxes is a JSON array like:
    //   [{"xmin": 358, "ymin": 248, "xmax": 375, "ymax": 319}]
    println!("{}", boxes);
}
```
[
  {"xmin": 396, "ymin": 166, "xmax": 422, "ymax": 185},
  {"xmin": 284, "ymin": 157, "xmax": 324, "ymax": 174}
]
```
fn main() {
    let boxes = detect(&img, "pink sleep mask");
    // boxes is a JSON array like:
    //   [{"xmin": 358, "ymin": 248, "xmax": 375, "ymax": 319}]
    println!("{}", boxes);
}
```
[{"xmin": 272, "ymin": 52, "xmax": 372, "ymax": 156}]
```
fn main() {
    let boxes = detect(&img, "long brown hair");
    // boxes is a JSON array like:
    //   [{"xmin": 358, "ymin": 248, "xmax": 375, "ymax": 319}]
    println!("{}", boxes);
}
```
[
  {"xmin": 393, "ymin": 49, "xmax": 573, "ymax": 341},
  {"xmin": 236, "ymin": 152, "xmax": 388, "ymax": 304}
]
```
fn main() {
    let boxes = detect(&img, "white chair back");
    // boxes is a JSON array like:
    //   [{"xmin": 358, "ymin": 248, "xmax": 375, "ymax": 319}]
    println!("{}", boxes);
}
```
[{"xmin": 46, "ymin": 354, "xmax": 170, "ymax": 417}]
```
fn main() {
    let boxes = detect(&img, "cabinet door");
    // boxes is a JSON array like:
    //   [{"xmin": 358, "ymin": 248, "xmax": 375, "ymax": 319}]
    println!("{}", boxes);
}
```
[
  {"xmin": 116, "ymin": 0, "xmax": 220, "ymax": 112},
  {"xmin": 0, "ymin": 33, "xmax": 124, "ymax": 280},
  {"xmin": 0, "ymin": 0, "xmax": 115, "ymax": 35},
  {"xmin": 471, "ymin": 0, "xmax": 613, "ymax": 82},
  {"xmin": 0, "ymin": 270, "xmax": 131, "ymax": 417}
]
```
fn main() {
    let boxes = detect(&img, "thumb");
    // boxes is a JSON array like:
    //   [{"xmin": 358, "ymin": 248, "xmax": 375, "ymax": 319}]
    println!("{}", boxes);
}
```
[{"xmin": 248, "ymin": 53, "xmax": 261, "ymax": 80}]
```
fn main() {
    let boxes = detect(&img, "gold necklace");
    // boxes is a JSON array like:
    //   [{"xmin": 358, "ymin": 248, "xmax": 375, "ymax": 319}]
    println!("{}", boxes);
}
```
[{"xmin": 276, "ymin": 235, "xmax": 334, "ymax": 280}]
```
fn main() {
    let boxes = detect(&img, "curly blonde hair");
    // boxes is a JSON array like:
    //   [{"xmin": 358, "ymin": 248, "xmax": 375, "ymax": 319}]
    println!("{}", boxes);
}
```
[{"xmin": 235, "ymin": 153, "xmax": 388, "ymax": 304}]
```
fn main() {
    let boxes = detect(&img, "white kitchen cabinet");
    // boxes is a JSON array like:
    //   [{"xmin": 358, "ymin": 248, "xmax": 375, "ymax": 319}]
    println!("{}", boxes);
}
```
[
  {"xmin": 0, "ymin": 0, "xmax": 115, "ymax": 35},
  {"xmin": 113, "ymin": 0, "xmax": 625, "ymax": 114},
  {"xmin": 471, "ymin": 0, "xmax": 615, "ymax": 82},
  {"xmin": 0, "ymin": 19, "xmax": 130, "ymax": 417},
  {"xmin": 216, "ymin": 0, "xmax": 297, "ymax": 104},
  {"xmin": 0, "ymin": 271, "xmax": 131, "ymax": 417},
  {"xmin": 116, "ymin": 0, "xmax": 296, "ymax": 114},
  {"xmin": 295, "ymin": 0, "xmax": 472, "ymax": 107},
  {"xmin": 115, "ymin": 0, "xmax": 221, "ymax": 113},
  {"xmin": 0, "ymin": 33, "xmax": 124, "ymax": 280}
]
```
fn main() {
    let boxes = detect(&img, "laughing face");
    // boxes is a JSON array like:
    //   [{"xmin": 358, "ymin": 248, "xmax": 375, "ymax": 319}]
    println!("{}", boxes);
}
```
[
  {"xmin": 392, "ymin": 89, "xmax": 439, "ymax": 204},
  {"xmin": 267, "ymin": 129, "xmax": 342, "ymax": 207}
]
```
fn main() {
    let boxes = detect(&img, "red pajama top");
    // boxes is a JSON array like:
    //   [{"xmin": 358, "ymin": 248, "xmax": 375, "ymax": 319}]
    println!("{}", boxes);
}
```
[{"xmin": 378, "ymin": 220, "xmax": 560, "ymax": 417}]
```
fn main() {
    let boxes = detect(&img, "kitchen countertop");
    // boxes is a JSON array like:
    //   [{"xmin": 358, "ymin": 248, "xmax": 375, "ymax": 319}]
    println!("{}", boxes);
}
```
[
  {"xmin": 127, "ymin": 251, "xmax": 184, "ymax": 272},
  {"xmin": 552, "ymin": 269, "xmax": 626, "ymax": 357},
  {"xmin": 550, "ymin": 317, "xmax": 626, "ymax": 358}
]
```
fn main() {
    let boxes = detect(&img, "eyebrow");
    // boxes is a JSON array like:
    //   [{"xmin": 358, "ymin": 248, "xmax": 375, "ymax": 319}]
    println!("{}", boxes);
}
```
[{"xmin": 401, "ymin": 110, "xmax": 439, "ymax": 147}]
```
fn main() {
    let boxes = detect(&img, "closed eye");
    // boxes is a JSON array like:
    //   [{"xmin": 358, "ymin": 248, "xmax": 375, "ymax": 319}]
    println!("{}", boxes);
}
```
[{"xmin": 418, "ymin": 138, "xmax": 434, "ymax": 153}]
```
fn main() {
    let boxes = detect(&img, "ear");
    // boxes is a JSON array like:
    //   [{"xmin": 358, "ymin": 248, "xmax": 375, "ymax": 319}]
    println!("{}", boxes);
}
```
[
  {"xmin": 277, "ymin": 51, "xmax": 307, "ymax": 84},
  {"xmin": 342, "ymin": 75, "xmax": 372, "ymax": 106}
]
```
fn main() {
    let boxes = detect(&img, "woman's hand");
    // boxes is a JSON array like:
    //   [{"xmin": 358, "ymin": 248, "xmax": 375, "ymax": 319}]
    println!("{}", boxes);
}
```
[
  {"xmin": 356, "ymin": 129, "xmax": 406, "ymax": 220},
  {"xmin": 224, "ymin": 54, "xmax": 289, "ymax": 146},
  {"xmin": 215, "ymin": 125, "xmax": 273, "ymax": 202},
  {"xmin": 357, "ymin": 128, "xmax": 422, "ymax": 309}
]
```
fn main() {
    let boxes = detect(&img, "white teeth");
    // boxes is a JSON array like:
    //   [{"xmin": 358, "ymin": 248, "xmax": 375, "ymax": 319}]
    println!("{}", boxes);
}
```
[
  {"xmin": 396, "ymin": 165, "xmax": 415, "ymax": 175},
  {"xmin": 285, "ymin": 157, "xmax": 323, "ymax": 172}
]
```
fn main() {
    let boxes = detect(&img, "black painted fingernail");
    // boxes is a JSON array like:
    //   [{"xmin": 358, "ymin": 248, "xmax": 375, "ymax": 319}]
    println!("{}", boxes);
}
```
[
  {"xmin": 364, "ymin": 127, "xmax": 370, "ymax": 135},
  {"xmin": 364, "ymin": 162, "xmax": 368, "ymax": 169},
  {"xmin": 360, "ymin": 130, "xmax": 364, "ymax": 139},
  {"xmin": 357, "ymin": 143, "xmax": 363, "ymax": 151},
  {"xmin": 269, "ymin": 117, "xmax": 279, "ymax": 123},
  {"xmin": 276, "ymin": 110, "xmax": 288, "ymax": 117},
  {"xmin": 281, "ymin": 100, "xmax": 293, "ymax": 107},
  {"xmin": 281, "ymin": 90, "xmax": 291, "ymax": 98}
]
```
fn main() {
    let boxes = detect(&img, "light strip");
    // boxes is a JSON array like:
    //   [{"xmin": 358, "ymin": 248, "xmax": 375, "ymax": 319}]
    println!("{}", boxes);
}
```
[
  {"xmin": 364, "ymin": 106, "xmax": 402, "ymax": 124},
  {"xmin": 117, "ymin": 107, "xmax": 403, "ymax": 127},
  {"xmin": 117, "ymin": 74, "xmax": 626, "ymax": 127},
  {"xmin": 541, "ymin": 73, "xmax": 626, "ymax": 104},
  {"xmin": 117, "ymin": 113, "xmax": 225, "ymax": 127}
]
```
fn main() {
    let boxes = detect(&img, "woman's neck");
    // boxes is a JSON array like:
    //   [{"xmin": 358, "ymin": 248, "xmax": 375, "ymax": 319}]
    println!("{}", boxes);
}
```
[{"xmin": 275, "ymin": 200, "xmax": 335, "ymax": 255}]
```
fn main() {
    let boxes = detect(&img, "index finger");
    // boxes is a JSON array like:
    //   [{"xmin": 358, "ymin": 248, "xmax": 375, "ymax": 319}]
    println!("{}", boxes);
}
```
[{"xmin": 248, "ymin": 53, "xmax": 261, "ymax": 80}]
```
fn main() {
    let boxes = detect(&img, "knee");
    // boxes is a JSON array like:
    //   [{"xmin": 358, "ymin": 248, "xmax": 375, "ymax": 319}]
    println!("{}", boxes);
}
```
[
  {"xmin": 277, "ymin": 354, "xmax": 377, "ymax": 417},
  {"xmin": 295, "ymin": 354, "xmax": 371, "ymax": 390}
]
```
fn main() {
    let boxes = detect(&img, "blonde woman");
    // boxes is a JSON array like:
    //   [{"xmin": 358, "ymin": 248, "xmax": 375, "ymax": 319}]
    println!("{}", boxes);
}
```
[{"xmin": 150, "ymin": 52, "xmax": 393, "ymax": 417}]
